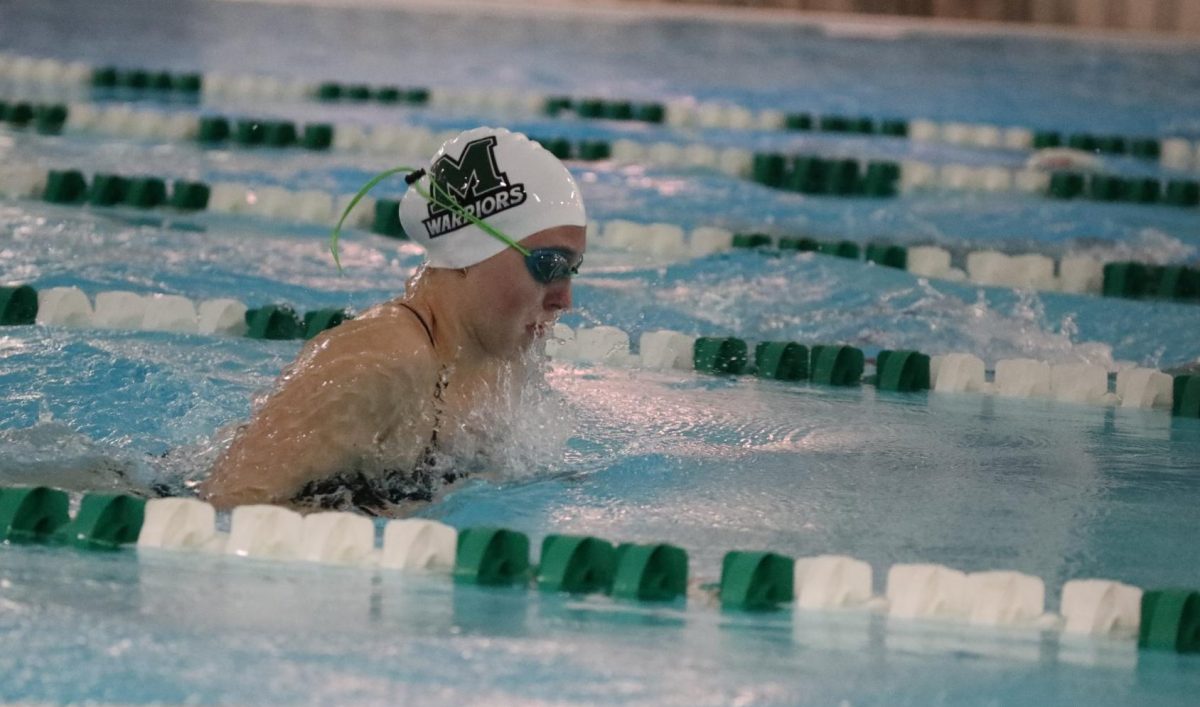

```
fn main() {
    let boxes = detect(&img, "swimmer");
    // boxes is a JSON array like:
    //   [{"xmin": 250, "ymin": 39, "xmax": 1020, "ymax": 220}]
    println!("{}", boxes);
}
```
[{"xmin": 200, "ymin": 127, "xmax": 586, "ymax": 512}]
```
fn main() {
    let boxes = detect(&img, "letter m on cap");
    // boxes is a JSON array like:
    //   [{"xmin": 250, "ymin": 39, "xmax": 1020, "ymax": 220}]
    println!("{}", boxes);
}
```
[{"xmin": 427, "ymin": 136, "xmax": 511, "ymax": 217}]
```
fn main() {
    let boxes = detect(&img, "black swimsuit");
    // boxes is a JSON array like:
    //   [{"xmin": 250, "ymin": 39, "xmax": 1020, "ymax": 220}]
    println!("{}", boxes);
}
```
[{"xmin": 293, "ymin": 302, "xmax": 460, "ymax": 514}]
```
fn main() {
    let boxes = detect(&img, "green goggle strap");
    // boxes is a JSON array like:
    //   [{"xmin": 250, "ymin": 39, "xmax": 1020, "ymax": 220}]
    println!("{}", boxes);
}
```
[{"xmin": 330, "ymin": 166, "xmax": 529, "ymax": 274}]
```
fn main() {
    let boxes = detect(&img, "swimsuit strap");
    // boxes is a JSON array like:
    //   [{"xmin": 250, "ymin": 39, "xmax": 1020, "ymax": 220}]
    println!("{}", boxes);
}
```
[
  {"xmin": 396, "ymin": 301, "xmax": 450, "ymax": 472},
  {"xmin": 396, "ymin": 301, "xmax": 436, "ymax": 348}
]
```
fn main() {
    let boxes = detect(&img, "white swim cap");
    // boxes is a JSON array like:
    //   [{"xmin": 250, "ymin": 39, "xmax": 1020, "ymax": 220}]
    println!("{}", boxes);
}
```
[{"xmin": 399, "ymin": 127, "xmax": 587, "ymax": 269}]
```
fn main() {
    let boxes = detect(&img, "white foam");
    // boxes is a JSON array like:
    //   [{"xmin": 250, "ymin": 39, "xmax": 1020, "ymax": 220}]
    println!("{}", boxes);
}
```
[{"xmin": 543, "ymin": 322, "xmax": 577, "ymax": 360}]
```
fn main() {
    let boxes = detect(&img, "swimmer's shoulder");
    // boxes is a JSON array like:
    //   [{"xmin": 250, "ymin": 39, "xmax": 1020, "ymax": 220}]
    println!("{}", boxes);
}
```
[{"xmin": 297, "ymin": 300, "xmax": 439, "ymax": 381}]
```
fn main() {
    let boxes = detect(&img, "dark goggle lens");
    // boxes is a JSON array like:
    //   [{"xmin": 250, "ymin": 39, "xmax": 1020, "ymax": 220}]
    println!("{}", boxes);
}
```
[{"xmin": 525, "ymin": 249, "xmax": 582, "ymax": 284}]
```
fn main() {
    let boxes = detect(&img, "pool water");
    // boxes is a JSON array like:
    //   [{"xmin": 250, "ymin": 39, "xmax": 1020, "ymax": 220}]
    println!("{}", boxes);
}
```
[{"xmin": 2, "ymin": 0, "xmax": 1200, "ymax": 704}]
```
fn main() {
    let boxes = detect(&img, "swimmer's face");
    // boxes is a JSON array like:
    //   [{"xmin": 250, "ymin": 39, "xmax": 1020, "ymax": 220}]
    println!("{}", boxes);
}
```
[{"xmin": 464, "ymin": 224, "xmax": 586, "ymax": 357}]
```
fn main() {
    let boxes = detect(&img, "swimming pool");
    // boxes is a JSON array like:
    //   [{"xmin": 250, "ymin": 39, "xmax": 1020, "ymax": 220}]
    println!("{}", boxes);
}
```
[{"xmin": 2, "ymin": 0, "xmax": 1200, "ymax": 704}]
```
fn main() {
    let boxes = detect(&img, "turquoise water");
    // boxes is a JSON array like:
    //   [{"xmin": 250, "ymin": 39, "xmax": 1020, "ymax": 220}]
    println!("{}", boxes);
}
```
[{"xmin": 2, "ymin": 0, "xmax": 1200, "ymax": 704}]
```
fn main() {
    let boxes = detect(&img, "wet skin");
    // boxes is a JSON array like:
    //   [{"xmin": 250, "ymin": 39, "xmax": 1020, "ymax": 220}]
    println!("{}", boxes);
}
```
[{"xmin": 200, "ymin": 225, "xmax": 586, "ymax": 509}]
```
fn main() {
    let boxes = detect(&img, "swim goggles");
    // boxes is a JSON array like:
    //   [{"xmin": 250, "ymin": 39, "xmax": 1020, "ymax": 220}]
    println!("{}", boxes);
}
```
[
  {"xmin": 524, "ymin": 247, "xmax": 583, "ymax": 285},
  {"xmin": 331, "ymin": 166, "xmax": 582, "ymax": 286}
]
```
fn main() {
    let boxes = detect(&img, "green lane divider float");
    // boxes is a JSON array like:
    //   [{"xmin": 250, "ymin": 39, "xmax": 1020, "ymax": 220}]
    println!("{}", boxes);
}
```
[
  {"xmin": 0, "ymin": 285, "xmax": 38, "ymax": 325},
  {"xmin": 372, "ymin": 198, "xmax": 406, "ymax": 238},
  {"xmin": 612, "ymin": 543, "xmax": 688, "ymax": 602},
  {"xmin": 197, "ymin": 116, "xmax": 332, "ymax": 151},
  {"xmin": 694, "ymin": 337, "xmax": 749, "ymax": 375},
  {"xmin": 810, "ymin": 345, "xmax": 865, "ymax": 386},
  {"xmin": 536, "ymin": 534, "xmax": 617, "ymax": 595},
  {"xmin": 0, "ymin": 486, "xmax": 70, "ymax": 542},
  {"xmin": 719, "ymin": 551, "xmax": 794, "ymax": 611},
  {"xmin": 42, "ymin": 169, "xmax": 214, "ymax": 212},
  {"xmin": 56, "ymin": 493, "xmax": 146, "ymax": 549},
  {"xmin": 0, "ymin": 487, "xmax": 146, "ymax": 549},
  {"xmin": 92, "ymin": 67, "xmax": 202, "ymax": 94},
  {"xmin": 0, "ymin": 100, "xmax": 68, "ymax": 134},
  {"xmin": 1049, "ymin": 172, "xmax": 1199, "ymax": 209},
  {"xmin": 43, "ymin": 169, "xmax": 89, "ymax": 204},
  {"xmin": 750, "ymin": 153, "xmax": 900, "ymax": 197},
  {"xmin": 733, "ymin": 230, "xmax": 1198, "ymax": 306},
  {"xmin": 875, "ymin": 350, "xmax": 931, "ymax": 392},
  {"xmin": 1174, "ymin": 376, "xmax": 1200, "ymax": 418},
  {"xmin": 694, "ymin": 338, "xmax": 865, "ymax": 387},
  {"xmin": 240, "ymin": 304, "xmax": 352, "ymax": 340},
  {"xmin": 544, "ymin": 96, "xmax": 665, "ymax": 124},
  {"xmin": 1139, "ymin": 589, "xmax": 1200, "ymax": 653},
  {"xmin": 245, "ymin": 305, "xmax": 302, "ymax": 340},
  {"xmin": 818, "ymin": 240, "xmax": 861, "ymax": 259},
  {"xmin": 778, "ymin": 236, "xmax": 820, "ymax": 252},
  {"xmin": 316, "ymin": 81, "xmax": 429, "ymax": 105},
  {"xmin": 302, "ymin": 309, "xmax": 351, "ymax": 340},
  {"xmin": 0, "ymin": 283, "xmax": 350, "ymax": 342},
  {"xmin": 732, "ymin": 233, "xmax": 772, "ymax": 249},
  {"xmin": 454, "ymin": 527, "xmax": 531, "ymax": 586},
  {"xmin": 170, "ymin": 180, "xmax": 210, "ymax": 210},
  {"xmin": 866, "ymin": 244, "xmax": 907, "ymax": 270},
  {"xmin": 5, "ymin": 54, "xmax": 1190, "ymax": 169},
  {"xmin": 1103, "ymin": 263, "xmax": 1200, "ymax": 302},
  {"xmin": 754, "ymin": 342, "xmax": 808, "ymax": 381}
]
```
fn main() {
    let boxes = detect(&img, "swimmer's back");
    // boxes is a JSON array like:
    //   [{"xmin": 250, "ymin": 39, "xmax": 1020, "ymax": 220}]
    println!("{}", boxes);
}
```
[{"xmin": 201, "ymin": 298, "xmax": 442, "ymax": 509}]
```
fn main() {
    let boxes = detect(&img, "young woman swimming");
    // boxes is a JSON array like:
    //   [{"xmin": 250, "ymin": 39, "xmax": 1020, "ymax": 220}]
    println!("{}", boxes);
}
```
[{"xmin": 200, "ymin": 127, "xmax": 586, "ymax": 512}]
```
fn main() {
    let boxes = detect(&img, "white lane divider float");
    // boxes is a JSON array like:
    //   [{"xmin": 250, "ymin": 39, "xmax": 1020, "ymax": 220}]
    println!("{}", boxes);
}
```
[
  {"xmin": 546, "ymin": 323, "xmax": 1176, "ymax": 412},
  {"xmin": 226, "ymin": 504, "xmax": 305, "ymax": 560},
  {"xmin": 300, "ymin": 511, "xmax": 376, "ymax": 565},
  {"xmin": 793, "ymin": 555, "xmax": 875, "ymax": 611},
  {"xmin": 137, "ymin": 497, "xmax": 218, "ymax": 551},
  {"xmin": 29, "ymin": 287, "xmax": 256, "ymax": 338},
  {"xmin": 1061, "ymin": 579, "xmax": 1143, "ymax": 637},
  {"xmin": 132, "ymin": 497, "xmax": 1149, "ymax": 650},
  {"xmin": 886, "ymin": 564, "xmax": 969, "ymax": 620},
  {"xmin": 380, "ymin": 519, "xmax": 457, "ymax": 571}
]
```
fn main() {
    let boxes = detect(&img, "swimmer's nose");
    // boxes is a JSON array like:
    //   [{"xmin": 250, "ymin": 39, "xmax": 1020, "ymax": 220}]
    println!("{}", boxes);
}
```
[{"xmin": 544, "ymin": 281, "xmax": 572, "ymax": 312}]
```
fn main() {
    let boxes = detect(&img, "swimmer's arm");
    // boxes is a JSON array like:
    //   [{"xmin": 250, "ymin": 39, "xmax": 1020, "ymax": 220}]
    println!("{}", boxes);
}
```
[{"xmin": 200, "ymin": 322, "xmax": 436, "ymax": 509}]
